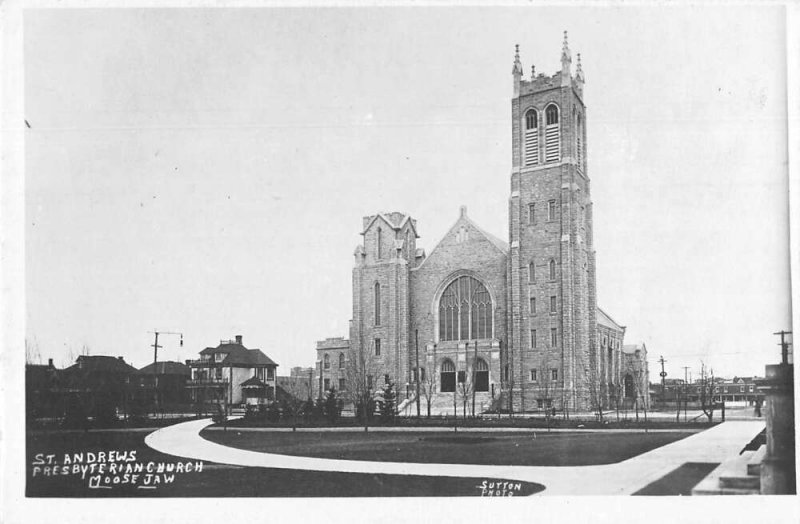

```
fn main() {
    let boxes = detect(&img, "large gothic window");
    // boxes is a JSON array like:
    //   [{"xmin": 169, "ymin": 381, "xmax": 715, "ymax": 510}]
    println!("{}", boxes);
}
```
[{"xmin": 438, "ymin": 276, "xmax": 492, "ymax": 341}]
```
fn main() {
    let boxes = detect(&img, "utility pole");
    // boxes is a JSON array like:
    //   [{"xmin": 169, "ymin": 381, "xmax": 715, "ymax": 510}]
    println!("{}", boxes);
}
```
[
  {"xmin": 415, "ymin": 329, "xmax": 421, "ymax": 419},
  {"xmin": 472, "ymin": 340, "xmax": 478, "ymax": 417},
  {"xmin": 773, "ymin": 330, "xmax": 793, "ymax": 364},
  {"xmin": 682, "ymin": 366, "xmax": 690, "ymax": 422},
  {"xmin": 148, "ymin": 330, "xmax": 183, "ymax": 415},
  {"xmin": 658, "ymin": 355, "xmax": 667, "ymax": 407}
]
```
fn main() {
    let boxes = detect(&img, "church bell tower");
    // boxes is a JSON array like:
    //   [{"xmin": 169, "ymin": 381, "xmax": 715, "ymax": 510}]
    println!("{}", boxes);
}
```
[{"xmin": 506, "ymin": 33, "xmax": 597, "ymax": 412}]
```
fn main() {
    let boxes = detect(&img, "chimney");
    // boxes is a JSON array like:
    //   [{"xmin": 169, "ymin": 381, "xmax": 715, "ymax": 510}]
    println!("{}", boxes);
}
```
[
  {"xmin": 235, "ymin": 335, "xmax": 243, "ymax": 345},
  {"xmin": 48, "ymin": 358, "xmax": 54, "ymax": 368}
]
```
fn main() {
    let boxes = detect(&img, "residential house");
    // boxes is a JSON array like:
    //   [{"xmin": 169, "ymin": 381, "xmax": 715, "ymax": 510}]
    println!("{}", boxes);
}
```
[
  {"xmin": 134, "ymin": 361, "xmax": 191, "ymax": 406},
  {"xmin": 186, "ymin": 335, "xmax": 278, "ymax": 407}
]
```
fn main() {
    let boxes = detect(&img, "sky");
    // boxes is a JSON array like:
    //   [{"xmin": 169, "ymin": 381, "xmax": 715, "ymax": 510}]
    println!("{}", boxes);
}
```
[{"xmin": 23, "ymin": 6, "xmax": 792, "ymax": 379}]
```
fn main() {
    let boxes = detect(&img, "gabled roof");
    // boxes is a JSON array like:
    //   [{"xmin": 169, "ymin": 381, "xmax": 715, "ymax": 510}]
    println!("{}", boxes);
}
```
[
  {"xmin": 361, "ymin": 212, "xmax": 419, "ymax": 238},
  {"xmin": 241, "ymin": 376, "xmax": 268, "ymax": 388},
  {"xmin": 65, "ymin": 355, "xmax": 138, "ymax": 374},
  {"xmin": 137, "ymin": 361, "xmax": 191, "ymax": 376},
  {"xmin": 198, "ymin": 342, "xmax": 278, "ymax": 367},
  {"xmin": 596, "ymin": 307, "xmax": 625, "ymax": 331},
  {"xmin": 416, "ymin": 207, "xmax": 507, "ymax": 270},
  {"xmin": 622, "ymin": 343, "xmax": 645, "ymax": 355}
]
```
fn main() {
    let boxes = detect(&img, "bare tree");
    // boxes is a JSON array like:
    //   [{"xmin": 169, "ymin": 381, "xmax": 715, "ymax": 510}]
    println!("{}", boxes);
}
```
[
  {"xmin": 699, "ymin": 361, "xmax": 716, "ymax": 423},
  {"xmin": 631, "ymin": 359, "xmax": 648, "ymax": 427},
  {"xmin": 344, "ymin": 341, "xmax": 380, "ymax": 432},
  {"xmin": 25, "ymin": 337, "xmax": 42, "ymax": 365},
  {"xmin": 420, "ymin": 364, "xmax": 438, "ymax": 418},
  {"xmin": 280, "ymin": 378, "xmax": 309, "ymax": 432},
  {"xmin": 537, "ymin": 363, "xmax": 554, "ymax": 430},
  {"xmin": 586, "ymin": 366, "xmax": 604, "ymax": 423}
]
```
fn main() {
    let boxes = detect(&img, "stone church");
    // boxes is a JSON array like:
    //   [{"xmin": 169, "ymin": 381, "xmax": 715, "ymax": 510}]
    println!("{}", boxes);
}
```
[{"xmin": 315, "ymin": 34, "xmax": 649, "ymax": 414}]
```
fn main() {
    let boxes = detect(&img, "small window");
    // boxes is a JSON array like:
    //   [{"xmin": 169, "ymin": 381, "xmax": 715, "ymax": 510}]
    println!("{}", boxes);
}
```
[
  {"xmin": 530, "ymin": 329, "xmax": 537, "ymax": 349},
  {"xmin": 530, "ymin": 296, "xmax": 536, "ymax": 314},
  {"xmin": 323, "ymin": 353, "xmax": 330, "ymax": 369},
  {"xmin": 530, "ymin": 369, "xmax": 538, "ymax": 382},
  {"xmin": 528, "ymin": 262, "xmax": 535, "ymax": 284},
  {"xmin": 339, "ymin": 378, "xmax": 346, "ymax": 391},
  {"xmin": 548, "ymin": 200, "xmax": 556, "ymax": 221},
  {"xmin": 528, "ymin": 203, "xmax": 535, "ymax": 225},
  {"xmin": 549, "ymin": 259, "xmax": 556, "ymax": 280},
  {"xmin": 384, "ymin": 373, "xmax": 390, "ymax": 384},
  {"xmin": 551, "ymin": 369, "xmax": 558, "ymax": 381},
  {"xmin": 324, "ymin": 378, "xmax": 330, "ymax": 390},
  {"xmin": 550, "ymin": 295, "xmax": 557, "ymax": 313},
  {"xmin": 503, "ymin": 365, "xmax": 509, "ymax": 382},
  {"xmin": 339, "ymin": 353, "xmax": 345, "ymax": 368},
  {"xmin": 374, "ymin": 338, "xmax": 381, "ymax": 357},
  {"xmin": 550, "ymin": 328, "xmax": 557, "ymax": 346},
  {"xmin": 377, "ymin": 227, "xmax": 383, "ymax": 259},
  {"xmin": 267, "ymin": 368, "xmax": 274, "ymax": 380}
]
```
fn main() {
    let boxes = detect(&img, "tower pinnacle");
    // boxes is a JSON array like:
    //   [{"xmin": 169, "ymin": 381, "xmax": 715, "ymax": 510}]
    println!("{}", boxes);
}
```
[
  {"xmin": 512, "ymin": 44, "xmax": 523, "ymax": 76},
  {"xmin": 512, "ymin": 44, "xmax": 523, "ymax": 96},
  {"xmin": 561, "ymin": 31, "xmax": 572, "ymax": 87}
]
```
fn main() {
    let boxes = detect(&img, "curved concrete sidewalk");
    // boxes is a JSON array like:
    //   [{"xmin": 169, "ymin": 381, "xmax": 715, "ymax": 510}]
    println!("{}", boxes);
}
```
[{"xmin": 145, "ymin": 418, "xmax": 764, "ymax": 495}]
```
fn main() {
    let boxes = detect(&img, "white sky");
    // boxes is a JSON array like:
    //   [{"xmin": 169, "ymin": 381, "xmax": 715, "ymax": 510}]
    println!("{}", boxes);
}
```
[{"xmin": 23, "ymin": 6, "xmax": 792, "ymax": 379}]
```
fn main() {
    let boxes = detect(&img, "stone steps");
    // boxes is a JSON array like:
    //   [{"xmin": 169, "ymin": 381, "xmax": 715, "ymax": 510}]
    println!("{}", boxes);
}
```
[
  {"xmin": 692, "ymin": 448, "xmax": 762, "ymax": 495},
  {"xmin": 746, "ymin": 445, "xmax": 767, "ymax": 476}
]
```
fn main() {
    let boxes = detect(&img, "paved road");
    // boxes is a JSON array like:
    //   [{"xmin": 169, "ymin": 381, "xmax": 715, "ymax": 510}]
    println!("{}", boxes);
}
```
[{"xmin": 145, "ymin": 418, "xmax": 763, "ymax": 495}]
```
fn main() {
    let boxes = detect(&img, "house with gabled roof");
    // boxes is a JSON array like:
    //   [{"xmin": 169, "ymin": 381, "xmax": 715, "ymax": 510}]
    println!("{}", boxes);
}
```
[{"xmin": 186, "ymin": 335, "xmax": 278, "ymax": 407}]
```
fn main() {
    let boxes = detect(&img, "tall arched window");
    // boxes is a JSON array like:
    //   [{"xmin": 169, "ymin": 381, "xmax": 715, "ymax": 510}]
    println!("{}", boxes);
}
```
[
  {"xmin": 339, "ymin": 352, "xmax": 345, "ymax": 368},
  {"xmin": 438, "ymin": 276, "xmax": 493, "ymax": 341},
  {"xmin": 545, "ymin": 104, "xmax": 560, "ymax": 163},
  {"xmin": 440, "ymin": 359, "xmax": 456, "ymax": 392},
  {"xmin": 376, "ymin": 227, "xmax": 383, "ymax": 259},
  {"xmin": 474, "ymin": 358, "xmax": 489, "ymax": 392},
  {"xmin": 528, "ymin": 261, "xmax": 535, "ymax": 283},
  {"xmin": 524, "ymin": 109, "xmax": 539, "ymax": 166},
  {"xmin": 549, "ymin": 259, "xmax": 556, "ymax": 280},
  {"xmin": 374, "ymin": 282, "xmax": 381, "ymax": 326},
  {"xmin": 323, "ymin": 353, "xmax": 330, "ymax": 369}
]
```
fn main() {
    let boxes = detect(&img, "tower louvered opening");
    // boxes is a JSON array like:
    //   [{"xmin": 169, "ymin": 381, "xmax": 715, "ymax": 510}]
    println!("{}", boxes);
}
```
[
  {"xmin": 545, "ymin": 104, "xmax": 560, "ymax": 163},
  {"xmin": 524, "ymin": 109, "xmax": 538, "ymax": 166}
]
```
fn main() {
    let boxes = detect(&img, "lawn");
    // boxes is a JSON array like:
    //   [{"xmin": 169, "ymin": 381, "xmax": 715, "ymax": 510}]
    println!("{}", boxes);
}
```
[
  {"xmin": 25, "ymin": 429, "xmax": 543, "ymax": 497},
  {"xmin": 201, "ymin": 429, "xmax": 697, "ymax": 466}
]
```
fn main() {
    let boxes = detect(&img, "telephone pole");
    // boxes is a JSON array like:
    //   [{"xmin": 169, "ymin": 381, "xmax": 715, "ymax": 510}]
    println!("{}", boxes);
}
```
[
  {"xmin": 682, "ymin": 366, "xmax": 690, "ymax": 422},
  {"xmin": 773, "ymin": 330, "xmax": 793, "ymax": 364},
  {"xmin": 147, "ymin": 330, "xmax": 183, "ymax": 414},
  {"xmin": 415, "ymin": 329, "xmax": 421, "ymax": 419},
  {"xmin": 658, "ymin": 355, "xmax": 667, "ymax": 406}
]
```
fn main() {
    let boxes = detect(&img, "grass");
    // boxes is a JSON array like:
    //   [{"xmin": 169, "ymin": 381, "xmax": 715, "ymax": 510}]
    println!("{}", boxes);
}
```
[
  {"xmin": 26, "ymin": 429, "xmax": 543, "ymax": 497},
  {"xmin": 201, "ymin": 429, "xmax": 697, "ymax": 467}
]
